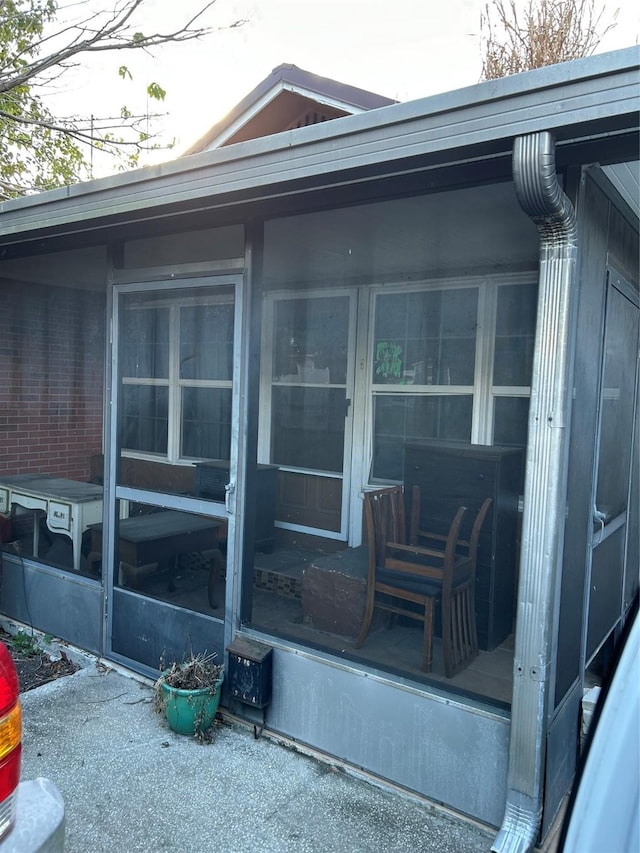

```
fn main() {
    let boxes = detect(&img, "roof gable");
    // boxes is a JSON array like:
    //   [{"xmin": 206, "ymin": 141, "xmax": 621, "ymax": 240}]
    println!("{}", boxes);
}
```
[{"xmin": 183, "ymin": 63, "xmax": 397, "ymax": 154}]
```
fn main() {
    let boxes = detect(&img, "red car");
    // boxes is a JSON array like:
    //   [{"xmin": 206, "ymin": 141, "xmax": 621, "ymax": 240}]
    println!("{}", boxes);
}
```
[
  {"xmin": 0, "ymin": 640, "xmax": 64, "ymax": 851},
  {"xmin": 0, "ymin": 642, "xmax": 21, "ymax": 841}
]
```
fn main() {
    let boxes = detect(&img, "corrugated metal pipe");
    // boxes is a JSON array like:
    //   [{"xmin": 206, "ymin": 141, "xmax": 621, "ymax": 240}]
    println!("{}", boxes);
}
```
[{"xmin": 492, "ymin": 132, "xmax": 577, "ymax": 853}]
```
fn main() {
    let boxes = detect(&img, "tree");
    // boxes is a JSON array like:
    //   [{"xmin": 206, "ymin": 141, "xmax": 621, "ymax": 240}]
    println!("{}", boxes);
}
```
[
  {"xmin": 480, "ymin": 0, "xmax": 619, "ymax": 80},
  {"xmin": 0, "ymin": 0, "xmax": 245, "ymax": 199}
]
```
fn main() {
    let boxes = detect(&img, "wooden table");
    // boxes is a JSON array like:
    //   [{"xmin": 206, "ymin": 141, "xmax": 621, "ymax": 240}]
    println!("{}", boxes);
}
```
[
  {"xmin": 89, "ymin": 511, "xmax": 220, "ymax": 590},
  {"xmin": 0, "ymin": 475, "xmax": 103, "ymax": 572}
]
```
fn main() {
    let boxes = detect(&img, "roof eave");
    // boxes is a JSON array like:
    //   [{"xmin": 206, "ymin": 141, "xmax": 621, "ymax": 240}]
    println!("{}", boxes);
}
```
[{"xmin": 0, "ymin": 47, "xmax": 638, "ymax": 249}]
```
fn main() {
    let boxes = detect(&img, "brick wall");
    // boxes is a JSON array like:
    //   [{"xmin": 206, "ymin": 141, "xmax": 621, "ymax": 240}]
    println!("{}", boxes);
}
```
[{"xmin": 0, "ymin": 280, "xmax": 105, "ymax": 480}]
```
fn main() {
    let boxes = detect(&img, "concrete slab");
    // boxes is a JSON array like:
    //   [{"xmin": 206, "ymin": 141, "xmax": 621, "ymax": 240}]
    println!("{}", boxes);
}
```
[{"xmin": 18, "ymin": 662, "xmax": 495, "ymax": 852}]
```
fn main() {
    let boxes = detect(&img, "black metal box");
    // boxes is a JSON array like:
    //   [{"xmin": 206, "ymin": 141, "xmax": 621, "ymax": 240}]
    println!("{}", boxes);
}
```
[{"xmin": 226, "ymin": 637, "xmax": 273, "ymax": 709}]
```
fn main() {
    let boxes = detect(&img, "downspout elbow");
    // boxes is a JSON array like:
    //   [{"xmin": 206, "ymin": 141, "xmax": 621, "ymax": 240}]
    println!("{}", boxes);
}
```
[{"xmin": 512, "ymin": 132, "xmax": 577, "ymax": 248}]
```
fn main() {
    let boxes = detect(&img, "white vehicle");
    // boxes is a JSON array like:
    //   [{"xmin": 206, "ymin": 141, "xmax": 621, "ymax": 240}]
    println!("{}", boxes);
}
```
[{"xmin": 560, "ymin": 599, "xmax": 640, "ymax": 852}]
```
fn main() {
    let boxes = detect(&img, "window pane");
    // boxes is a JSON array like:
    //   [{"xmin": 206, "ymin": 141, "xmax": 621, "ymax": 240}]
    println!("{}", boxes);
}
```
[
  {"xmin": 181, "ymin": 388, "xmax": 232, "ymax": 460},
  {"xmin": 493, "ymin": 397, "xmax": 530, "ymax": 447},
  {"xmin": 273, "ymin": 296, "xmax": 349, "ymax": 385},
  {"xmin": 120, "ymin": 386, "xmax": 168, "ymax": 454},
  {"xmin": 373, "ymin": 289, "xmax": 478, "ymax": 386},
  {"xmin": 596, "ymin": 287, "xmax": 638, "ymax": 521},
  {"xmin": 121, "ymin": 306, "xmax": 169, "ymax": 378},
  {"xmin": 180, "ymin": 301, "xmax": 234, "ymax": 381},
  {"xmin": 493, "ymin": 283, "xmax": 537, "ymax": 386},
  {"xmin": 372, "ymin": 394, "xmax": 472, "ymax": 480},
  {"xmin": 105, "ymin": 500, "xmax": 222, "ymax": 617},
  {"xmin": 271, "ymin": 386, "xmax": 345, "ymax": 472}
]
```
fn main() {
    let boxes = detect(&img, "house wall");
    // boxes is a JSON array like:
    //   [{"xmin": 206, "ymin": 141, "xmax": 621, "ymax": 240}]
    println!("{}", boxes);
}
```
[
  {"xmin": 260, "ymin": 182, "xmax": 539, "ymax": 544},
  {"xmin": 0, "ymin": 279, "xmax": 105, "ymax": 480}
]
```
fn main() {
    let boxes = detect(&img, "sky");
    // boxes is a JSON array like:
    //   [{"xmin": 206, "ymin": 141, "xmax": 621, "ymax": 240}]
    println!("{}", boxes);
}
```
[{"xmin": 50, "ymin": 0, "xmax": 640, "ymax": 172}]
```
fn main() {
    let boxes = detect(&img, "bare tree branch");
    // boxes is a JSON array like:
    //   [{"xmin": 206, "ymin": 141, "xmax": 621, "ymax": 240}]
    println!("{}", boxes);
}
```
[
  {"xmin": 0, "ymin": 0, "xmax": 246, "ymax": 198},
  {"xmin": 0, "ymin": 1, "xmax": 246, "ymax": 95},
  {"xmin": 480, "ymin": 0, "xmax": 619, "ymax": 80}
]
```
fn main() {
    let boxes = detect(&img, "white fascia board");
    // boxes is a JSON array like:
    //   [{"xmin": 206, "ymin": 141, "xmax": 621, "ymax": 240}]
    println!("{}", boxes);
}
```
[{"xmin": 279, "ymin": 82, "xmax": 368, "ymax": 115}]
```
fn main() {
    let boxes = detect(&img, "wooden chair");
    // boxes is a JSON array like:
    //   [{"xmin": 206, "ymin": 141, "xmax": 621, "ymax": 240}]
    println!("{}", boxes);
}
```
[
  {"xmin": 355, "ymin": 486, "xmax": 466, "ymax": 672},
  {"xmin": 355, "ymin": 485, "xmax": 469, "ymax": 675},
  {"xmin": 409, "ymin": 487, "xmax": 493, "ymax": 677}
]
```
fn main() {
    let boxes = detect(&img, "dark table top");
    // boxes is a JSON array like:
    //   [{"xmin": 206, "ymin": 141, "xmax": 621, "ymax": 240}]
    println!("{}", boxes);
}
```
[{"xmin": 90, "ymin": 511, "xmax": 220, "ymax": 544}]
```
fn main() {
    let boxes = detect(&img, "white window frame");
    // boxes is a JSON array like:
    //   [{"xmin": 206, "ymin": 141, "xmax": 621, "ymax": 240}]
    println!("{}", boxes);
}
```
[
  {"xmin": 120, "ymin": 290, "xmax": 235, "ymax": 464},
  {"xmin": 366, "ymin": 272, "xmax": 537, "ymax": 482}
]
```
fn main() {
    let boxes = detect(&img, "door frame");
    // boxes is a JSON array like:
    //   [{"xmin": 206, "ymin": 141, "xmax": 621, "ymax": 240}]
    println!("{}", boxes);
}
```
[{"xmin": 103, "ymin": 273, "xmax": 246, "ymax": 673}]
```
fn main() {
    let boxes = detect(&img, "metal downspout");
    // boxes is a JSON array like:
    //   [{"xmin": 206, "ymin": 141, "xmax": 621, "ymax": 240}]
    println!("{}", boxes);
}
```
[{"xmin": 492, "ymin": 132, "xmax": 577, "ymax": 853}]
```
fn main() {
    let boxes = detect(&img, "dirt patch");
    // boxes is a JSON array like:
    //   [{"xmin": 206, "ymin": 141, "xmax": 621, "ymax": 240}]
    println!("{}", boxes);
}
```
[{"xmin": 0, "ymin": 628, "xmax": 80, "ymax": 693}]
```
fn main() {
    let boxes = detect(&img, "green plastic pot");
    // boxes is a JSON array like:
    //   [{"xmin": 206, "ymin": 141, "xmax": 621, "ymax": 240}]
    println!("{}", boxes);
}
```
[{"xmin": 161, "ymin": 670, "xmax": 224, "ymax": 736}]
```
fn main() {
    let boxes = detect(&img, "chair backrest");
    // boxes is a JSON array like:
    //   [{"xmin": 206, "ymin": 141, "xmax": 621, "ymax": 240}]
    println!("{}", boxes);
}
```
[
  {"xmin": 440, "ymin": 497, "xmax": 492, "ymax": 595},
  {"xmin": 468, "ymin": 497, "xmax": 493, "ymax": 567},
  {"xmin": 365, "ymin": 487, "xmax": 469, "ymax": 591},
  {"xmin": 363, "ymin": 486, "xmax": 406, "ymax": 570},
  {"xmin": 409, "ymin": 486, "xmax": 492, "ymax": 555},
  {"xmin": 441, "ymin": 505, "xmax": 470, "ymax": 594}
]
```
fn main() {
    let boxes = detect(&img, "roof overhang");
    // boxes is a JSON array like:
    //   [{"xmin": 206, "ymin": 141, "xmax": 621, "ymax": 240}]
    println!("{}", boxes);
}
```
[
  {"xmin": 0, "ymin": 47, "xmax": 638, "ymax": 254},
  {"xmin": 187, "ymin": 84, "xmax": 362, "ymax": 150},
  {"xmin": 183, "ymin": 62, "xmax": 397, "ymax": 153}
]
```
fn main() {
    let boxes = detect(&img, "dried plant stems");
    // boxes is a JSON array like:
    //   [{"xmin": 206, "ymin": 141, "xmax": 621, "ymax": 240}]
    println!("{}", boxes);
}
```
[
  {"xmin": 158, "ymin": 651, "xmax": 223, "ymax": 691},
  {"xmin": 481, "ymin": 0, "xmax": 619, "ymax": 80}
]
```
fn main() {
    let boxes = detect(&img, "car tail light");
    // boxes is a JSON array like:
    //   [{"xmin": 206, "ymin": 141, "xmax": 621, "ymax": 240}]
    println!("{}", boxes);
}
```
[{"xmin": 0, "ymin": 642, "xmax": 21, "ymax": 841}]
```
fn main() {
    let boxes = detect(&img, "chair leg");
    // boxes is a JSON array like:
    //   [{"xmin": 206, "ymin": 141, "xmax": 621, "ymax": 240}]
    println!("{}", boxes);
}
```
[
  {"xmin": 468, "ymin": 591, "xmax": 479, "ymax": 658},
  {"xmin": 443, "ymin": 587, "xmax": 478, "ymax": 678},
  {"xmin": 422, "ymin": 597, "xmax": 435, "ymax": 672},
  {"xmin": 442, "ymin": 594, "xmax": 454, "ymax": 678},
  {"xmin": 355, "ymin": 588, "xmax": 377, "ymax": 649}
]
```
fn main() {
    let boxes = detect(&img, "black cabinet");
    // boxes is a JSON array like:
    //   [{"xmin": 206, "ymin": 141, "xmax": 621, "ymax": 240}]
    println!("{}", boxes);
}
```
[
  {"xmin": 195, "ymin": 461, "xmax": 279, "ymax": 553},
  {"xmin": 403, "ymin": 441, "xmax": 523, "ymax": 651}
]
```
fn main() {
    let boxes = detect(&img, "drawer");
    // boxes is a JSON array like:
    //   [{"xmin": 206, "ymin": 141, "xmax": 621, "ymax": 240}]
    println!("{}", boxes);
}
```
[
  {"xmin": 48, "ymin": 501, "xmax": 72, "ymax": 533},
  {"xmin": 9, "ymin": 492, "xmax": 48, "ymax": 513},
  {"xmin": 405, "ymin": 455, "xmax": 496, "ymax": 505}
]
